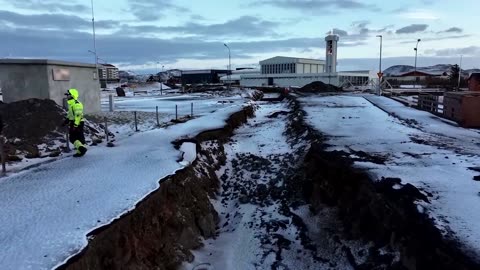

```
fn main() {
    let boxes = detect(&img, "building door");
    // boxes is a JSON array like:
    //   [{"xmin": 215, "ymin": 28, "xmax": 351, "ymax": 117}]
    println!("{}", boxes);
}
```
[{"xmin": 268, "ymin": 77, "xmax": 274, "ymax": 86}]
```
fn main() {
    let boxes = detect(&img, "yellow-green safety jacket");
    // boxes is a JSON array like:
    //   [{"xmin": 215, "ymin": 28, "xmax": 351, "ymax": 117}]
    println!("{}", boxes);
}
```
[{"xmin": 66, "ymin": 89, "xmax": 84, "ymax": 127}]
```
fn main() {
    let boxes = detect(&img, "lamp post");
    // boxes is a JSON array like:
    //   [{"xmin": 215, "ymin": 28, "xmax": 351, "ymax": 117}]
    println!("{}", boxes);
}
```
[
  {"xmin": 97, "ymin": 57, "xmax": 107, "ymax": 64},
  {"xmin": 223, "ymin": 43, "xmax": 231, "ymax": 90},
  {"xmin": 376, "ymin": 35, "xmax": 383, "ymax": 95},
  {"xmin": 88, "ymin": 49, "xmax": 100, "ymax": 80},
  {"xmin": 414, "ymin": 39, "xmax": 421, "ymax": 89},
  {"xmin": 457, "ymin": 55, "xmax": 463, "ymax": 91},
  {"xmin": 161, "ymin": 64, "xmax": 164, "ymax": 95},
  {"xmin": 90, "ymin": 0, "xmax": 98, "ymax": 75}
]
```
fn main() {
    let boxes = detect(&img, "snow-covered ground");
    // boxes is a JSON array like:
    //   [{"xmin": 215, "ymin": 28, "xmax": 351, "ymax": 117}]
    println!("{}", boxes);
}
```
[
  {"xmin": 183, "ymin": 102, "xmax": 362, "ymax": 270},
  {"xmin": 104, "ymin": 82, "xmax": 171, "ymax": 92},
  {"xmin": 101, "ymin": 92, "xmax": 246, "ymax": 116},
  {"xmin": 0, "ymin": 103, "xmax": 247, "ymax": 270},
  {"xmin": 299, "ymin": 94, "xmax": 480, "ymax": 257},
  {"xmin": 96, "ymin": 92, "xmax": 251, "ymax": 140}
]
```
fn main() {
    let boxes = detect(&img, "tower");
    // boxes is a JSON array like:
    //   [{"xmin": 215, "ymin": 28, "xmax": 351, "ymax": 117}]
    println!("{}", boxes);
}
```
[{"xmin": 325, "ymin": 33, "xmax": 339, "ymax": 73}]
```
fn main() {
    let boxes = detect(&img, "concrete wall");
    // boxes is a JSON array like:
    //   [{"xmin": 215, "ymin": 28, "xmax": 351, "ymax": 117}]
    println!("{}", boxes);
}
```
[
  {"xmin": 46, "ymin": 64, "xmax": 100, "ymax": 114},
  {"xmin": 0, "ymin": 59, "xmax": 100, "ymax": 114},
  {"xmin": 0, "ymin": 64, "xmax": 50, "ymax": 102}
]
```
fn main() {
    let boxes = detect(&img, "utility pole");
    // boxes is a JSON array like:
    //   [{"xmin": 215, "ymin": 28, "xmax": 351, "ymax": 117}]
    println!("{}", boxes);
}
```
[
  {"xmin": 457, "ymin": 55, "xmax": 463, "ymax": 91},
  {"xmin": 224, "ymin": 43, "xmax": 231, "ymax": 90},
  {"xmin": 414, "ymin": 39, "xmax": 421, "ymax": 89},
  {"xmin": 376, "ymin": 35, "xmax": 383, "ymax": 95},
  {"xmin": 91, "ymin": 0, "xmax": 99, "ymax": 83},
  {"xmin": 161, "ymin": 65, "xmax": 164, "ymax": 95}
]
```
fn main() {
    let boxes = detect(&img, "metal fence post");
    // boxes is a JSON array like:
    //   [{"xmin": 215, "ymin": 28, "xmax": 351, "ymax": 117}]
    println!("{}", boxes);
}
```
[
  {"xmin": 62, "ymin": 98, "xmax": 71, "ymax": 152},
  {"xmin": 175, "ymin": 105, "xmax": 178, "ymax": 120},
  {"xmin": 134, "ymin": 111, "xmax": 139, "ymax": 132},
  {"xmin": 0, "ymin": 136, "xmax": 6, "ymax": 175},
  {"xmin": 156, "ymin": 106, "xmax": 160, "ymax": 127},
  {"xmin": 191, "ymin": 103, "xmax": 193, "ymax": 117},
  {"xmin": 109, "ymin": 94, "xmax": 114, "ymax": 112},
  {"xmin": 104, "ymin": 117, "xmax": 109, "ymax": 143}
]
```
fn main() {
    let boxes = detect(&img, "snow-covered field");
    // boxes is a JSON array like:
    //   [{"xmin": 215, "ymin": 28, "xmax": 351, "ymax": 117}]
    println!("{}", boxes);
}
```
[
  {"xmin": 101, "ymin": 91, "xmax": 247, "ymax": 117},
  {"xmin": 0, "ymin": 102, "xmax": 247, "ymax": 270},
  {"xmin": 299, "ymin": 94, "xmax": 480, "ymax": 256},
  {"xmin": 96, "ymin": 91, "xmax": 252, "ymax": 139}
]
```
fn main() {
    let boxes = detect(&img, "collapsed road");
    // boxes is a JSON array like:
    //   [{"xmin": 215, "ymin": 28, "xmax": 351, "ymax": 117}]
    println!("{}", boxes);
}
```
[{"xmin": 21, "ymin": 93, "xmax": 480, "ymax": 270}]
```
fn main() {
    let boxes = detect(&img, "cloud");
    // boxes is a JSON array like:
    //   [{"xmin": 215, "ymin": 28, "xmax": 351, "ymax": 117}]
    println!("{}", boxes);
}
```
[
  {"xmin": 425, "ymin": 46, "xmax": 480, "ymax": 57},
  {"xmin": 396, "ymin": 24, "xmax": 428, "ymax": 34},
  {"xmin": 392, "ymin": 8, "xmax": 440, "ymax": 20},
  {"xmin": 129, "ymin": 0, "xmax": 189, "ymax": 21},
  {"xmin": 442, "ymin": 27, "xmax": 463, "ymax": 33},
  {"xmin": 399, "ymin": 34, "xmax": 470, "ymax": 44},
  {"xmin": 0, "ymin": 10, "xmax": 117, "ymax": 30},
  {"xmin": 7, "ymin": 0, "xmax": 88, "ymax": 12},
  {"xmin": 119, "ymin": 16, "xmax": 281, "ymax": 38},
  {"xmin": 253, "ymin": 0, "xmax": 379, "ymax": 12},
  {"xmin": 0, "ymin": 21, "xmax": 368, "ymax": 67}
]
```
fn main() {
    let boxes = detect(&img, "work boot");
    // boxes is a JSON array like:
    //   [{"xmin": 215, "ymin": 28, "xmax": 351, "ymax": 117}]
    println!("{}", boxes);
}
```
[
  {"xmin": 73, "ymin": 140, "xmax": 87, "ymax": 157},
  {"xmin": 78, "ymin": 146, "xmax": 87, "ymax": 157}
]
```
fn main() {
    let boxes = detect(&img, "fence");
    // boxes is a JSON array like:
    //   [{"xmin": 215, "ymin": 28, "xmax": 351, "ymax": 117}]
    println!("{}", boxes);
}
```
[
  {"xmin": 0, "ymin": 101, "xmax": 197, "ymax": 176},
  {"xmin": 412, "ymin": 94, "xmax": 444, "ymax": 115}
]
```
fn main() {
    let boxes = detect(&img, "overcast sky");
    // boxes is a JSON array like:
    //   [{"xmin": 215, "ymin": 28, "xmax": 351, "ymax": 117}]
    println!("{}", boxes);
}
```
[{"xmin": 1, "ymin": 0, "xmax": 479, "ymax": 72}]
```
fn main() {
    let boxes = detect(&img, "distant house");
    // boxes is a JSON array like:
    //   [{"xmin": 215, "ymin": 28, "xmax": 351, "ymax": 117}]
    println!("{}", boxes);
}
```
[{"xmin": 387, "ymin": 70, "xmax": 448, "ymax": 82}]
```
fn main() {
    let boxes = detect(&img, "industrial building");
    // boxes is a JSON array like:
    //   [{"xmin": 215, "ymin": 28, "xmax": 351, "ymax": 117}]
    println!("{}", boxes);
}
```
[
  {"xmin": 240, "ymin": 34, "xmax": 376, "ymax": 88},
  {"xmin": 181, "ymin": 69, "xmax": 229, "ymax": 84},
  {"xmin": 220, "ymin": 68, "xmax": 260, "ymax": 84},
  {"xmin": 0, "ymin": 59, "xmax": 101, "ymax": 113}
]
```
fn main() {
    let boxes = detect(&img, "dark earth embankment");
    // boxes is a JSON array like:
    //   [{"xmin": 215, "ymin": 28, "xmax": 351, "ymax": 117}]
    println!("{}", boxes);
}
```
[
  {"xmin": 58, "ymin": 106, "xmax": 254, "ymax": 270},
  {"xmin": 287, "ymin": 95, "xmax": 480, "ymax": 270}
]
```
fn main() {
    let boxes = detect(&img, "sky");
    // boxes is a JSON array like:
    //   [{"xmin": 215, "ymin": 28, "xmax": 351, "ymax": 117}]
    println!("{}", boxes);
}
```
[{"xmin": 0, "ymin": 0, "xmax": 479, "ymax": 72}]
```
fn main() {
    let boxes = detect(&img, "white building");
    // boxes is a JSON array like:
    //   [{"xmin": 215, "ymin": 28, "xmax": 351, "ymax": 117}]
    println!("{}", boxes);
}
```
[
  {"xmin": 260, "ymin": 56, "xmax": 325, "ymax": 74},
  {"xmin": 240, "ymin": 34, "xmax": 376, "ymax": 89}
]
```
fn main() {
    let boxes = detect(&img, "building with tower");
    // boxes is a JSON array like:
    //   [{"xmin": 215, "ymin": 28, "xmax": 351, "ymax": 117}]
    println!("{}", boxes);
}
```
[
  {"xmin": 239, "ymin": 33, "xmax": 376, "ymax": 89},
  {"xmin": 325, "ymin": 33, "xmax": 339, "ymax": 73}
]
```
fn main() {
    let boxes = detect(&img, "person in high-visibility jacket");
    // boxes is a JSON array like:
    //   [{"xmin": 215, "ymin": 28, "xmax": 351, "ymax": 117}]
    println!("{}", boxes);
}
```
[{"xmin": 65, "ymin": 88, "xmax": 87, "ymax": 157}]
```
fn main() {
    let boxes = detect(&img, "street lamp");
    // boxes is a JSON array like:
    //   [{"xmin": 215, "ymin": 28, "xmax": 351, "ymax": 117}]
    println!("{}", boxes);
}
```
[
  {"xmin": 89, "ymin": 0, "xmax": 100, "ymax": 88},
  {"xmin": 90, "ymin": 0, "xmax": 97, "ymax": 69},
  {"xmin": 160, "ymin": 64, "xmax": 165, "ymax": 95},
  {"xmin": 457, "ymin": 55, "xmax": 463, "ymax": 91},
  {"xmin": 97, "ymin": 57, "xmax": 107, "ymax": 64},
  {"xmin": 414, "ymin": 39, "xmax": 421, "ymax": 89},
  {"xmin": 223, "ymin": 43, "xmax": 231, "ymax": 90},
  {"xmin": 376, "ymin": 35, "xmax": 383, "ymax": 95}
]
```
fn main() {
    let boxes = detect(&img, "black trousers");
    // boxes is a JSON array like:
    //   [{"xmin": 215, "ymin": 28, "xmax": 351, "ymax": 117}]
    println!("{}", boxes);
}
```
[{"xmin": 69, "ymin": 121, "xmax": 86, "ymax": 145}]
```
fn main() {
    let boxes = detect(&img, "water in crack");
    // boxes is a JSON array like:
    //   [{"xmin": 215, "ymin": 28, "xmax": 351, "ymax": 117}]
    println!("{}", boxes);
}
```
[{"xmin": 182, "ymin": 102, "xmax": 367, "ymax": 270}]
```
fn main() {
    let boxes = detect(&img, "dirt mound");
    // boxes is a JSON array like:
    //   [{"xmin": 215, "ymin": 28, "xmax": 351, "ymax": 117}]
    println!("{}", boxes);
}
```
[
  {"xmin": 299, "ymin": 81, "xmax": 341, "ymax": 93},
  {"xmin": 0, "ymin": 99, "xmax": 64, "ymax": 144},
  {"xmin": 0, "ymin": 99, "xmax": 106, "ymax": 160}
]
